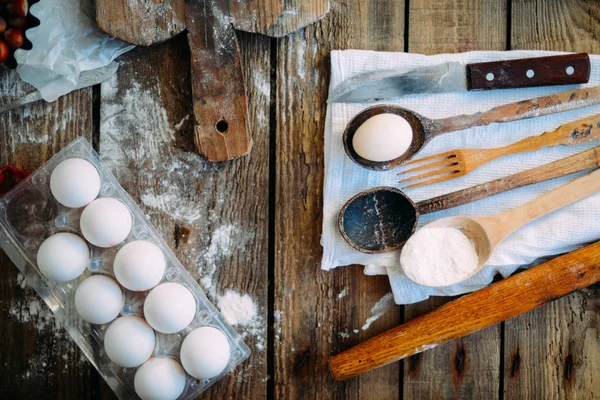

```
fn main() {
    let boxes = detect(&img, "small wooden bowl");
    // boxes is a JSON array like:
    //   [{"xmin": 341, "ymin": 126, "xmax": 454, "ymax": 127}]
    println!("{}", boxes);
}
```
[
  {"xmin": 342, "ymin": 105, "xmax": 425, "ymax": 171},
  {"xmin": 338, "ymin": 186, "xmax": 418, "ymax": 254}
]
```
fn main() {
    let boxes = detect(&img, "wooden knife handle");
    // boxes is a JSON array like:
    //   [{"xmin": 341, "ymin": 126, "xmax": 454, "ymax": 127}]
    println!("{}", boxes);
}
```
[
  {"xmin": 466, "ymin": 53, "xmax": 590, "ymax": 90},
  {"xmin": 329, "ymin": 240, "xmax": 600, "ymax": 380},
  {"xmin": 417, "ymin": 146, "xmax": 600, "ymax": 214}
]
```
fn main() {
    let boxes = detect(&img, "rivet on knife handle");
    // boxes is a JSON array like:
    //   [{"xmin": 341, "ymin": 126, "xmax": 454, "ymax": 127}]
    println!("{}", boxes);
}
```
[{"xmin": 466, "ymin": 53, "xmax": 590, "ymax": 90}]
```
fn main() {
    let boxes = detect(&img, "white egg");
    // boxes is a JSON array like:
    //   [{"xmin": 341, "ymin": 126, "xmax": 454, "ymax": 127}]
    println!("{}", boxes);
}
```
[
  {"xmin": 114, "ymin": 241, "xmax": 166, "ymax": 291},
  {"xmin": 180, "ymin": 326, "xmax": 230, "ymax": 380},
  {"xmin": 134, "ymin": 357, "xmax": 186, "ymax": 400},
  {"xmin": 352, "ymin": 113, "xmax": 413, "ymax": 162},
  {"xmin": 50, "ymin": 158, "xmax": 101, "ymax": 208},
  {"xmin": 75, "ymin": 275, "xmax": 123, "ymax": 324},
  {"xmin": 104, "ymin": 316, "xmax": 156, "ymax": 368},
  {"xmin": 143, "ymin": 283, "xmax": 196, "ymax": 334},
  {"xmin": 80, "ymin": 198, "xmax": 132, "ymax": 248},
  {"xmin": 36, "ymin": 233, "xmax": 90, "ymax": 282}
]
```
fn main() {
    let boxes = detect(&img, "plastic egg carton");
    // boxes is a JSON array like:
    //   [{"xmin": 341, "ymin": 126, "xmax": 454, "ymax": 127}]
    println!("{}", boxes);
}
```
[{"xmin": 0, "ymin": 137, "xmax": 250, "ymax": 399}]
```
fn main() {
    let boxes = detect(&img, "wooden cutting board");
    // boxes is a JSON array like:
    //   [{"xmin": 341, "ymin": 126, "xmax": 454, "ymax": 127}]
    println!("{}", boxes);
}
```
[{"xmin": 95, "ymin": 0, "xmax": 330, "ymax": 161}]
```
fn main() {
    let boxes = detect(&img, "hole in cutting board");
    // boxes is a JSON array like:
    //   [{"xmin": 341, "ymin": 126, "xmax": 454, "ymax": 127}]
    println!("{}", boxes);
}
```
[{"xmin": 216, "ymin": 119, "xmax": 229, "ymax": 134}]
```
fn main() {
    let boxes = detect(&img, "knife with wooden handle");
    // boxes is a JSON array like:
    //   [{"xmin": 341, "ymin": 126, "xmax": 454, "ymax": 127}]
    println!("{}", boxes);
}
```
[
  {"xmin": 329, "ymin": 53, "xmax": 591, "ymax": 103},
  {"xmin": 329, "ymin": 240, "xmax": 600, "ymax": 380}
]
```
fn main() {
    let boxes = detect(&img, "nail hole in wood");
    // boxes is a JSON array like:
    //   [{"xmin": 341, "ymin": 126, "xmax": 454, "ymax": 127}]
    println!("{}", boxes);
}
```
[
  {"xmin": 526, "ymin": 69, "xmax": 534, "ymax": 78},
  {"xmin": 216, "ymin": 119, "xmax": 229, "ymax": 134},
  {"xmin": 566, "ymin": 66, "xmax": 575, "ymax": 75},
  {"xmin": 486, "ymin": 72, "xmax": 494, "ymax": 81}
]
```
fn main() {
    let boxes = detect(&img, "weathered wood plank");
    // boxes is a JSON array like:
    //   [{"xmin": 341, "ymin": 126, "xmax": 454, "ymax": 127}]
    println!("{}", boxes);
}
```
[
  {"xmin": 98, "ymin": 31, "xmax": 270, "ymax": 398},
  {"xmin": 408, "ymin": 0, "xmax": 507, "ymax": 55},
  {"xmin": 403, "ymin": 1, "xmax": 507, "ymax": 398},
  {"xmin": 96, "ymin": 0, "xmax": 329, "ymax": 43},
  {"xmin": 0, "ymin": 70, "xmax": 95, "ymax": 398},
  {"xmin": 507, "ymin": 1, "xmax": 600, "ymax": 398},
  {"xmin": 229, "ymin": 0, "xmax": 331, "ymax": 38},
  {"xmin": 274, "ymin": 1, "xmax": 405, "ymax": 399},
  {"xmin": 95, "ymin": 0, "xmax": 186, "ymax": 46}
]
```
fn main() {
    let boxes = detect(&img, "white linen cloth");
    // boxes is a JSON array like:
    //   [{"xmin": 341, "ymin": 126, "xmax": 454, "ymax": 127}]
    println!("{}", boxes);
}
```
[{"xmin": 322, "ymin": 50, "xmax": 600, "ymax": 304}]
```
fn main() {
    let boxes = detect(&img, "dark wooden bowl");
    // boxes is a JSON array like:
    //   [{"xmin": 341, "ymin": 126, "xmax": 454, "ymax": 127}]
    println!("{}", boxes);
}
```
[
  {"xmin": 338, "ymin": 186, "xmax": 419, "ymax": 254},
  {"xmin": 342, "ymin": 104, "xmax": 425, "ymax": 171}
]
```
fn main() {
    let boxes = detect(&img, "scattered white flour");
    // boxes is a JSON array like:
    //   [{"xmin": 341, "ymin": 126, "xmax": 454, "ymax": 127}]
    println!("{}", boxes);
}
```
[
  {"xmin": 217, "ymin": 290, "xmax": 265, "ymax": 353},
  {"xmin": 102, "ymin": 73, "xmax": 119, "ymax": 99},
  {"xmin": 274, "ymin": 310, "xmax": 284, "ymax": 341},
  {"xmin": 362, "ymin": 293, "xmax": 395, "ymax": 331},
  {"xmin": 173, "ymin": 114, "xmax": 191, "ymax": 130},
  {"xmin": 253, "ymin": 72, "xmax": 270, "ymax": 98},
  {"xmin": 4, "ymin": 275, "xmax": 87, "ymax": 379},
  {"xmin": 218, "ymin": 290, "xmax": 257, "ymax": 325},
  {"xmin": 353, "ymin": 329, "xmax": 359, "ymax": 334},
  {"xmin": 337, "ymin": 288, "xmax": 347, "ymax": 299},
  {"xmin": 100, "ymin": 77, "xmax": 219, "ymax": 227},
  {"xmin": 127, "ymin": 1, "xmax": 184, "ymax": 43},
  {"xmin": 338, "ymin": 331, "xmax": 350, "ymax": 339},
  {"xmin": 197, "ymin": 224, "xmax": 237, "ymax": 299},
  {"xmin": 210, "ymin": 6, "xmax": 236, "ymax": 58},
  {"xmin": 16, "ymin": 273, "xmax": 27, "ymax": 288},
  {"xmin": 141, "ymin": 191, "xmax": 202, "ymax": 224},
  {"xmin": 8, "ymin": 298, "xmax": 60, "ymax": 331},
  {"xmin": 400, "ymin": 227, "xmax": 479, "ymax": 287},
  {"xmin": 98, "ymin": 65, "xmax": 264, "ymax": 357}
]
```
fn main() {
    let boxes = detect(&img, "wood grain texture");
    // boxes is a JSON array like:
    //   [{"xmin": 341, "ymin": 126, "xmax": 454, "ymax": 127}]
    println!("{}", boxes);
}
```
[
  {"xmin": 229, "ymin": 0, "xmax": 330, "ymax": 37},
  {"xmin": 404, "ymin": 0, "xmax": 506, "ymax": 398},
  {"xmin": 95, "ymin": 0, "xmax": 186, "ymax": 46},
  {"xmin": 511, "ymin": 0, "xmax": 600, "ymax": 53},
  {"xmin": 330, "ymin": 240, "xmax": 600, "ymax": 379},
  {"xmin": 98, "ymin": 31, "xmax": 270, "ymax": 398},
  {"xmin": 95, "ymin": 0, "xmax": 329, "ymax": 161},
  {"xmin": 408, "ymin": 0, "xmax": 507, "ymax": 55},
  {"xmin": 507, "ymin": 1, "xmax": 600, "ymax": 398},
  {"xmin": 0, "ymin": 69, "xmax": 95, "ymax": 398},
  {"xmin": 274, "ymin": 0, "xmax": 405, "ymax": 398},
  {"xmin": 95, "ymin": 0, "xmax": 329, "ymax": 43}
]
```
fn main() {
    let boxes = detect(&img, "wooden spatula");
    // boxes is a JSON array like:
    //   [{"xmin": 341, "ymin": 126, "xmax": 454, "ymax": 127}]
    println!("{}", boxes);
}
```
[{"xmin": 329, "ymin": 240, "xmax": 600, "ymax": 380}]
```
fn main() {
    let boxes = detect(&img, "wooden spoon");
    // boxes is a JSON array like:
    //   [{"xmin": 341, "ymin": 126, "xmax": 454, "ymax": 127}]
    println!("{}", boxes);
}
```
[
  {"xmin": 405, "ymin": 167, "xmax": 600, "ymax": 287},
  {"xmin": 343, "ymin": 87, "xmax": 600, "ymax": 170},
  {"xmin": 329, "ymin": 239, "xmax": 600, "ymax": 380},
  {"xmin": 339, "ymin": 145, "xmax": 600, "ymax": 253}
]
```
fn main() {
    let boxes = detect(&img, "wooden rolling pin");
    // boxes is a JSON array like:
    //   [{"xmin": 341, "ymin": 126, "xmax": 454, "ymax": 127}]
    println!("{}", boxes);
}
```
[{"xmin": 329, "ymin": 240, "xmax": 600, "ymax": 380}]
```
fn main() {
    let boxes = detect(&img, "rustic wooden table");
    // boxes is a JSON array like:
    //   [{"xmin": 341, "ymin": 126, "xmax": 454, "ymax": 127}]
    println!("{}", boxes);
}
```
[{"xmin": 1, "ymin": 0, "xmax": 600, "ymax": 398}]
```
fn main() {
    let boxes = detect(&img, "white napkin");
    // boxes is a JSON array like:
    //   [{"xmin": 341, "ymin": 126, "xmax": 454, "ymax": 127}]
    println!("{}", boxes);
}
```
[{"xmin": 322, "ymin": 50, "xmax": 600, "ymax": 304}]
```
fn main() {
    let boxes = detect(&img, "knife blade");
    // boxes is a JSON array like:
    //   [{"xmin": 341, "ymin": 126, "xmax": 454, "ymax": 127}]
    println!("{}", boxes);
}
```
[{"xmin": 328, "ymin": 53, "xmax": 591, "ymax": 103}]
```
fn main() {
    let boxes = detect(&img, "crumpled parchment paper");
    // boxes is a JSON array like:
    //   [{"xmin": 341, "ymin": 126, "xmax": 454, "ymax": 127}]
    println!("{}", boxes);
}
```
[{"xmin": 14, "ymin": 0, "xmax": 134, "ymax": 102}]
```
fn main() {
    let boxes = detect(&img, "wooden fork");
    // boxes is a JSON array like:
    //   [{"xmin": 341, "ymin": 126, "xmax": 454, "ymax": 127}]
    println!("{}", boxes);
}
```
[{"xmin": 397, "ymin": 113, "xmax": 600, "ymax": 188}]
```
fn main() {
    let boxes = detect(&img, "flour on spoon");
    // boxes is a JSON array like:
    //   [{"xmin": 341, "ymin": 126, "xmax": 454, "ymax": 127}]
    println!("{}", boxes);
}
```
[{"xmin": 400, "ymin": 227, "xmax": 478, "ymax": 287}]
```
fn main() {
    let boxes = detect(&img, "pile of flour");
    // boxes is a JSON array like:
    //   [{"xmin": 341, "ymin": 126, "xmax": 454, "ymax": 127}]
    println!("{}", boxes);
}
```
[{"xmin": 400, "ymin": 227, "xmax": 478, "ymax": 287}]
